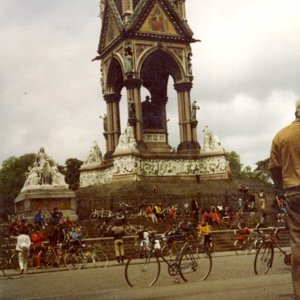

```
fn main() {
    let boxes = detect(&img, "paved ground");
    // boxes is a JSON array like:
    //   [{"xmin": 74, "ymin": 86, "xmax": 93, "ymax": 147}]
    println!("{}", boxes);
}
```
[{"xmin": 0, "ymin": 250, "xmax": 294, "ymax": 300}]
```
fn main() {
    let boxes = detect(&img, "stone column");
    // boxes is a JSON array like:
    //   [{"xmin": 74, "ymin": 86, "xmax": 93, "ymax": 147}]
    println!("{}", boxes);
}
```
[
  {"xmin": 124, "ymin": 79, "xmax": 143, "ymax": 142},
  {"xmin": 174, "ymin": 82, "xmax": 200, "ymax": 153},
  {"xmin": 104, "ymin": 93, "xmax": 121, "ymax": 154},
  {"xmin": 176, "ymin": 89, "xmax": 185, "ymax": 142}
]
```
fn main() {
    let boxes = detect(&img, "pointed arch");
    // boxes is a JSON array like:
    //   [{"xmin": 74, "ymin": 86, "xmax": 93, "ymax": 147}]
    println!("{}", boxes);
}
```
[
  {"xmin": 106, "ymin": 55, "xmax": 124, "ymax": 95},
  {"xmin": 137, "ymin": 45, "xmax": 184, "ymax": 83}
]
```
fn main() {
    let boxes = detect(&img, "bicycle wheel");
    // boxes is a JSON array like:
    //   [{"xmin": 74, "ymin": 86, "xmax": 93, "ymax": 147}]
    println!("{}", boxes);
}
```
[
  {"xmin": 89, "ymin": 212, "xmax": 99, "ymax": 221},
  {"xmin": 92, "ymin": 250, "xmax": 108, "ymax": 268},
  {"xmin": 44, "ymin": 249, "xmax": 56, "ymax": 268},
  {"xmin": 254, "ymin": 242, "xmax": 274, "ymax": 275},
  {"xmin": 234, "ymin": 239, "xmax": 247, "ymax": 255},
  {"xmin": 179, "ymin": 245, "xmax": 212, "ymax": 282},
  {"xmin": 176, "ymin": 208, "xmax": 183, "ymax": 216},
  {"xmin": 125, "ymin": 225, "xmax": 137, "ymax": 235},
  {"xmin": 2, "ymin": 252, "xmax": 26, "ymax": 279},
  {"xmin": 125, "ymin": 253, "xmax": 160, "ymax": 287},
  {"xmin": 64, "ymin": 252, "xmax": 84, "ymax": 270}
]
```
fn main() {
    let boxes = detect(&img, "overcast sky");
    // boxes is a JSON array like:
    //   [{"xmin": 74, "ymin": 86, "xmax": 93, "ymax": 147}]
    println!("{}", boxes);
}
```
[{"xmin": 1, "ymin": 0, "xmax": 300, "ymax": 169}]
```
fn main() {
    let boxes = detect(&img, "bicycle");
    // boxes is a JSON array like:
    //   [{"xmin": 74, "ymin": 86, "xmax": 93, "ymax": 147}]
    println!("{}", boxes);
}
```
[
  {"xmin": 1, "ymin": 238, "xmax": 30, "ymax": 279},
  {"xmin": 162, "ymin": 205, "xmax": 183, "ymax": 219},
  {"xmin": 92, "ymin": 221, "xmax": 112, "ymax": 237},
  {"xmin": 220, "ymin": 213, "xmax": 245, "ymax": 230},
  {"xmin": 1, "ymin": 239, "xmax": 28, "ymax": 279},
  {"xmin": 43, "ymin": 243, "xmax": 66, "ymax": 268},
  {"xmin": 1, "ymin": 251, "xmax": 28, "ymax": 279},
  {"xmin": 124, "ymin": 223, "xmax": 144, "ymax": 236},
  {"xmin": 234, "ymin": 226, "xmax": 264, "ymax": 255},
  {"xmin": 89, "ymin": 208, "xmax": 113, "ymax": 221},
  {"xmin": 118, "ymin": 202, "xmax": 136, "ymax": 218},
  {"xmin": 125, "ymin": 233, "xmax": 212, "ymax": 288},
  {"xmin": 64, "ymin": 242, "xmax": 108, "ymax": 270},
  {"xmin": 28, "ymin": 245, "xmax": 49, "ymax": 269},
  {"xmin": 160, "ymin": 236, "xmax": 183, "ymax": 260},
  {"xmin": 254, "ymin": 227, "xmax": 291, "ymax": 275},
  {"xmin": 81, "ymin": 244, "xmax": 108, "ymax": 269},
  {"xmin": 198, "ymin": 235, "xmax": 215, "ymax": 255}
]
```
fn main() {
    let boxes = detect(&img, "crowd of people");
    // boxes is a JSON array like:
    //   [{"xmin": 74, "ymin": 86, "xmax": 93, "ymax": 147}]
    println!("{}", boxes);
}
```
[
  {"xmin": 1, "ymin": 190, "xmax": 288, "ymax": 273},
  {"xmin": 6, "ymin": 207, "xmax": 85, "ymax": 270}
]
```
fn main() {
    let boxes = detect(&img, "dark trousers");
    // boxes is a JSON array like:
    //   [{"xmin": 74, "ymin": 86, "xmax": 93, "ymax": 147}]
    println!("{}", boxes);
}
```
[{"xmin": 286, "ymin": 191, "xmax": 300, "ymax": 300}]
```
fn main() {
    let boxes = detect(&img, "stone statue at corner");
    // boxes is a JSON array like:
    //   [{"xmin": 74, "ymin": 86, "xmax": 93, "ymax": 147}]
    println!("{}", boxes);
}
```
[
  {"xmin": 191, "ymin": 101, "xmax": 200, "ymax": 121},
  {"xmin": 84, "ymin": 141, "xmax": 103, "ymax": 165}
]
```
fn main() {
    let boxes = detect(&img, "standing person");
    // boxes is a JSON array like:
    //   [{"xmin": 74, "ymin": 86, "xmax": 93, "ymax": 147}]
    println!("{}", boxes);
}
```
[
  {"xmin": 269, "ymin": 100, "xmax": 300, "ymax": 300},
  {"xmin": 154, "ymin": 203, "xmax": 163, "ymax": 222},
  {"xmin": 30, "ymin": 224, "xmax": 44, "ymax": 268},
  {"xmin": 50, "ymin": 207, "xmax": 63, "ymax": 225},
  {"xmin": 15, "ymin": 228, "xmax": 31, "ymax": 274},
  {"xmin": 197, "ymin": 219, "xmax": 213, "ymax": 252},
  {"xmin": 248, "ymin": 191, "xmax": 256, "ymax": 211},
  {"xmin": 178, "ymin": 217, "xmax": 193, "ymax": 236},
  {"xmin": 34, "ymin": 208, "xmax": 46, "ymax": 229},
  {"xmin": 191, "ymin": 198, "xmax": 199, "ymax": 225},
  {"xmin": 146, "ymin": 205, "xmax": 158, "ymax": 223},
  {"xmin": 111, "ymin": 220, "xmax": 125, "ymax": 264},
  {"xmin": 257, "ymin": 189, "xmax": 266, "ymax": 213}
]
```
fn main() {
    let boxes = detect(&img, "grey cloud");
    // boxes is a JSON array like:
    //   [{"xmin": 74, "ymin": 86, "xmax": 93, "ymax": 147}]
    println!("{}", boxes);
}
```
[{"xmin": 1, "ymin": 0, "xmax": 300, "ymax": 169}]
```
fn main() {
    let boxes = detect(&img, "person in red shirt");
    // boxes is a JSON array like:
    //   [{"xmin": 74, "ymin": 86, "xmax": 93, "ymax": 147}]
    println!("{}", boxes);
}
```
[
  {"xmin": 210, "ymin": 207, "xmax": 221, "ymax": 228},
  {"xmin": 235, "ymin": 222, "xmax": 251, "ymax": 242},
  {"xmin": 30, "ymin": 224, "xmax": 44, "ymax": 268}
]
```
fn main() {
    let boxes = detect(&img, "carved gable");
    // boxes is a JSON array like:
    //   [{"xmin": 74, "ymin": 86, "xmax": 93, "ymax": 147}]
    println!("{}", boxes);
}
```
[
  {"xmin": 128, "ymin": 0, "xmax": 194, "ymax": 42},
  {"xmin": 138, "ymin": 2, "xmax": 180, "ymax": 36},
  {"xmin": 104, "ymin": 12, "xmax": 121, "ymax": 48},
  {"xmin": 98, "ymin": 1, "xmax": 124, "ymax": 56}
]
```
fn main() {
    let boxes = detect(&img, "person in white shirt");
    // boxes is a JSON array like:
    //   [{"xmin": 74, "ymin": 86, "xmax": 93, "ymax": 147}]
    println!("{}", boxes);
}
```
[{"xmin": 16, "ymin": 233, "xmax": 31, "ymax": 274}]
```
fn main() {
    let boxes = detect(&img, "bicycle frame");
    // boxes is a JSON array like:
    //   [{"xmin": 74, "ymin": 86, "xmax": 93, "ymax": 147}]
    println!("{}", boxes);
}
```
[{"xmin": 143, "ymin": 238, "xmax": 197, "ymax": 276}]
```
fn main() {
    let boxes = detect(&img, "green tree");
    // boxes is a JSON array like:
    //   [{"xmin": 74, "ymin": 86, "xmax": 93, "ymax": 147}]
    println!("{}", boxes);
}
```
[
  {"xmin": 240, "ymin": 165, "xmax": 256, "ymax": 180},
  {"xmin": 225, "ymin": 151, "xmax": 271, "ymax": 184},
  {"xmin": 225, "ymin": 151, "xmax": 242, "ymax": 179},
  {"xmin": 253, "ymin": 158, "xmax": 272, "ymax": 184},
  {"xmin": 0, "ymin": 154, "xmax": 35, "ymax": 216},
  {"xmin": 64, "ymin": 158, "xmax": 83, "ymax": 191}
]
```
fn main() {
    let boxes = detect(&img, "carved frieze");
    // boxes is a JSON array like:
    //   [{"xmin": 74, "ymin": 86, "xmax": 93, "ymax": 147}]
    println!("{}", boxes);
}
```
[
  {"xmin": 143, "ymin": 134, "xmax": 166, "ymax": 143},
  {"xmin": 80, "ymin": 153, "xmax": 229, "ymax": 187}
]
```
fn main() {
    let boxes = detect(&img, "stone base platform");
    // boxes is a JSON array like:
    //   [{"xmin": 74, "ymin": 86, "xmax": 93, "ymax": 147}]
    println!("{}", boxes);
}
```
[
  {"xmin": 76, "ymin": 179, "xmax": 242, "ymax": 220},
  {"xmin": 15, "ymin": 187, "xmax": 77, "ymax": 222}
]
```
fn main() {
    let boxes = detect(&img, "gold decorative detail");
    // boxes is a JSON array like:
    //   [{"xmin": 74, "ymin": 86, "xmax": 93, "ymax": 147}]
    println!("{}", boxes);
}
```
[
  {"xmin": 143, "ymin": 134, "xmax": 166, "ymax": 143},
  {"xmin": 139, "ymin": 3, "xmax": 179, "ymax": 36},
  {"xmin": 169, "ymin": 47, "xmax": 184, "ymax": 63},
  {"xmin": 136, "ymin": 43, "xmax": 151, "ymax": 59}
]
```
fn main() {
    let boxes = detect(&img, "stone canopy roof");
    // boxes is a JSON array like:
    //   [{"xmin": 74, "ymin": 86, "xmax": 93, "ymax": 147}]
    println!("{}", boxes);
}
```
[{"xmin": 98, "ymin": 0, "xmax": 196, "ymax": 58}]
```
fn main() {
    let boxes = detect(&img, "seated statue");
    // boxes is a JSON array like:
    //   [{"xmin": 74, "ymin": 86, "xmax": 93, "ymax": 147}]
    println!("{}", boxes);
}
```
[{"xmin": 84, "ymin": 141, "xmax": 102, "ymax": 165}]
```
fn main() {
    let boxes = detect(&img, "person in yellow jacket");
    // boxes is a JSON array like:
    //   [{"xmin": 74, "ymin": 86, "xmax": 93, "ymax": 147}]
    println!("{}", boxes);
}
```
[{"xmin": 198, "ymin": 219, "xmax": 213, "ymax": 252}]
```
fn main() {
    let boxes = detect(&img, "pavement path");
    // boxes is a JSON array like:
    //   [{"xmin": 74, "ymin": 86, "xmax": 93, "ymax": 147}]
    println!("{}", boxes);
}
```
[{"xmin": 0, "ymin": 250, "xmax": 294, "ymax": 300}]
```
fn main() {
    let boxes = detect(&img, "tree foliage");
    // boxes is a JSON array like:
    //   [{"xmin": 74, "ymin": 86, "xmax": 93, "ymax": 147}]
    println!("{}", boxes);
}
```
[
  {"xmin": 226, "ymin": 151, "xmax": 271, "ymax": 184},
  {"xmin": 0, "ymin": 154, "xmax": 36, "ymax": 215},
  {"xmin": 253, "ymin": 158, "xmax": 271, "ymax": 183},
  {"xmin": 64, "ymin": 158, "xmax": 83, "ymax": 191},
  {"xmin": 225, "ymin": 151, "xmax": 242, "ymax": 179}
]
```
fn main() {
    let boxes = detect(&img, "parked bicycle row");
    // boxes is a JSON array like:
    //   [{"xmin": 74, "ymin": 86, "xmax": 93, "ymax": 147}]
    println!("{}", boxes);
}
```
[
  {"xmin": 124, "ymin": 224, "xmax": 291, "ymax": 287},
  {"xmin": 0, "ymin": 220, "xmax": 290, "ymax": 285}
]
